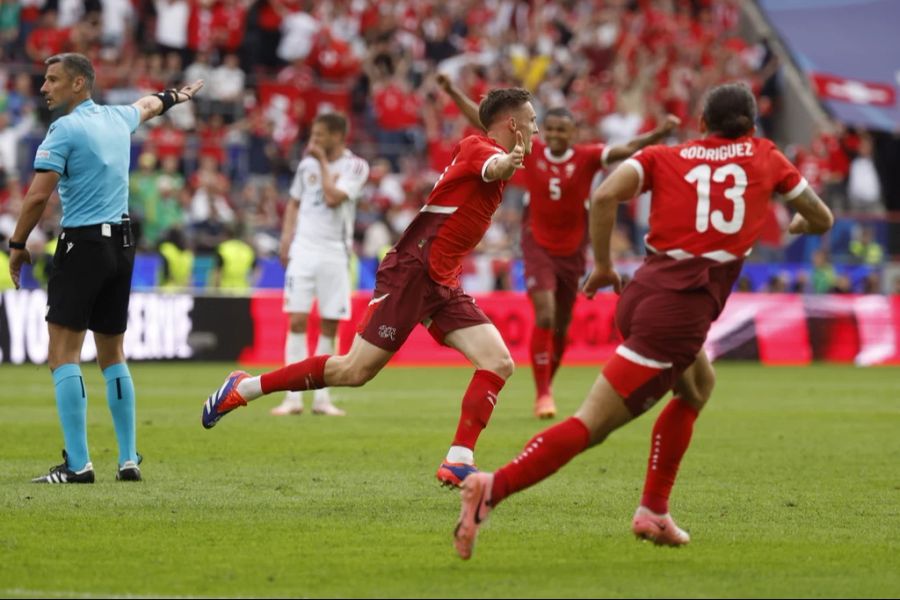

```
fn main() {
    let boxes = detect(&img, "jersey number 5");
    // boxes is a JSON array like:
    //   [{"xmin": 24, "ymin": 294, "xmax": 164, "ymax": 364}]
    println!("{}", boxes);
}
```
[
  {"xmin": 684, "ymin": 163, "xmax": 747, "ymax": 234},
  {"xmin": 549, "ymin": 177, "xmax": 561, "ymax": 201}
]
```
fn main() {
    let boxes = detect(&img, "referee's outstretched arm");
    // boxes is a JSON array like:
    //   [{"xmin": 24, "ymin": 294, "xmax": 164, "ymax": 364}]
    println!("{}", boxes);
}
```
[{"xmin": 132, "ymin": 79, "xmax": 204, "ymax": 124}]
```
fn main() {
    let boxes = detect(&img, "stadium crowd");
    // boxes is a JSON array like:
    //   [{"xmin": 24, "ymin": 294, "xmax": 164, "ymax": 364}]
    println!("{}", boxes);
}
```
[{"xmin": 0, "ymin": 0, "xmax": 891, "ymax": 293}]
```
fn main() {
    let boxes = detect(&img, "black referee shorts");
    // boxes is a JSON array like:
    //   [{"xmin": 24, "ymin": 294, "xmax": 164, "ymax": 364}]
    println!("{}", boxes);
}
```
[{"xmin": 46, "ymin": 223, "xmax": 136, "ymax": 335}]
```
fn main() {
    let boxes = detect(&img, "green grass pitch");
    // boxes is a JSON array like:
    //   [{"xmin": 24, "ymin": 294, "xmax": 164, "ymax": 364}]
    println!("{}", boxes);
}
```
[{"xmin": 1, "ymin": 362, "xmax": 898, "ymax": 598}]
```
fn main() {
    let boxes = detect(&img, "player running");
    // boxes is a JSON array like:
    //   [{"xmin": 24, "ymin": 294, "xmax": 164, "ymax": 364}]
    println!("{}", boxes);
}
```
[
  {"xmin": 453, "ymin": 82, "xmax": 834, "ymax": 558},
  {"xmin": 201, "ymin": 88, "xmax": 540, "ymax": 489},
  {"xmin": 437, "ymin": 74, "xmax": 680, "ymax": 419}
]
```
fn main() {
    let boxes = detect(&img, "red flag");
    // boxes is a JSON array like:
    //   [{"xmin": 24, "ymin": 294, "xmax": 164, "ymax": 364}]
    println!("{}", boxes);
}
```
[{"xmin": 810, "ymin": 72, "xmax": 896, "ymax": 107}]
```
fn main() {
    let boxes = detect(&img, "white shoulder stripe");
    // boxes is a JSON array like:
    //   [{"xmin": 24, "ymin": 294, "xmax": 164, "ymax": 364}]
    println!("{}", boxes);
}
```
[
  {"xmin": 622, "ymin": 158, "xmax": 645, "ymax": 191},
  {"xmin": 783, "ymin": 177, "xmax": 808, "ymax": 201},
  {"xmin": 421, "ymin": 205, "xmax": 458, "ymax": 214}
]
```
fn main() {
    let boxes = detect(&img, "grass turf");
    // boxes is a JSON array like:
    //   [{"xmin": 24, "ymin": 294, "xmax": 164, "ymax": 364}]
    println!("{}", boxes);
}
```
[{"xmin": 0, "ymin": 362, "xmax": 898, "ymax": 598}]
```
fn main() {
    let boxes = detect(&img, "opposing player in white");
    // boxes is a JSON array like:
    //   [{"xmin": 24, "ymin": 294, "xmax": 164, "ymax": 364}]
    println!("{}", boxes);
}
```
[{"xmin": 271, "ymin": 112, "xmax": 370, "ymax": 417}]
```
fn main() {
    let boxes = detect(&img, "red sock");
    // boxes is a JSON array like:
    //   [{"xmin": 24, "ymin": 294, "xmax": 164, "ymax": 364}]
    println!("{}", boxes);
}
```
[
  {"xmin": 490, "ymin": 417, "xmax": 590, "ymax": 506},
  {"xmin": 451, "ymin": 369, "xmax": 506, "ymax": 450},
  {"xmin": 550, "ymin": 333, "xmax": 566, "ymax": 380},
  {"xmin": 640, "ymin": 397, "xmax": 699, "ymax": 514},
  {"xmin": 260, "ymin": 355, "xmax": 329, "ymax": 394},
  {"xmin": 530, "ymin": 326, "xmax": 553, "ymax": 398}
]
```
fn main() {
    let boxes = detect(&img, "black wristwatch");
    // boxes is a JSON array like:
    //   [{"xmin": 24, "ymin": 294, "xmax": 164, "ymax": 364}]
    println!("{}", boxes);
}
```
[{"xmin": 8, "ymin": 240, "xmax": 26, "ymax": 250}]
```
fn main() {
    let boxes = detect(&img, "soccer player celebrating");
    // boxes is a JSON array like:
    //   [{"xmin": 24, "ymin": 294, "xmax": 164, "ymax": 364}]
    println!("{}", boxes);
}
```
[
  {"xmin": 436, "ymin": 74, "xmax": 680, "ymax": 419},
  {"xmin": 202, "ymin": 88, "xmax": 540, "ymax": 489},
  {"xmin": 452, "ymin": 82, "xmax": 834, "ymax": 558},
  {"xmin": 270, "ymin": 112, "xmax": 370, "ymax": 418}
]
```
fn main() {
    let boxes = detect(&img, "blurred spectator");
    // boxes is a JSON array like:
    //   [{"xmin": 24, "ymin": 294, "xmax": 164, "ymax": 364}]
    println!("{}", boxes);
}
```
[
  {"xmin": 847, "ymin": 134, "xmax": 883, "ymax": 214},
  {"xmin": 811, "ymin": 250, "xmax": 836, "ymax": 294},
  {"xmin": 208, "ymin": 52, "xmax": 245, "ymax": 121},
  {"xmin": 154, "ymin": 0, "xmax": 189, "ymax": 60},
  {"xmin": 0, "ymin": 107, "xmax": 35, "ymax": 186},
  {"xmin": 848, "ymin": 226, "xmax": 884, "ymax": 265},
  {"xmin": 157, "ymin": 226, "xmax": 194, "ymax": 289}
]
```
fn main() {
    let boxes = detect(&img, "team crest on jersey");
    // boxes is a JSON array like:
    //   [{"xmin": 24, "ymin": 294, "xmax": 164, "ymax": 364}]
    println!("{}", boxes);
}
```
[
  {"xmin": 537, "ymin": 160, "xmax": 547, "ymax": 171},
  {"xmin": 306, "ymin": 173, "xmax": 318, "ymax": 186},
  {"xmin": 565, "ymin": 164, "xmax": 575, "ymax": 178}
]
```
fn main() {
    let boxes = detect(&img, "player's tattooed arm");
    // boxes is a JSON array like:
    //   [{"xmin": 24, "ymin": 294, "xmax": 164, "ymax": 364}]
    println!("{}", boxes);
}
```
[
  {"xmin": 436, "ymin": 73, "xmax": 485, "ymax": 131},
  {"xmin": 787, "ymin": 187, "xmax": 834, "ymax": 235},
  {"xmin": 605, "ymin": 115, "xmax": 681, "ymax": 163}
]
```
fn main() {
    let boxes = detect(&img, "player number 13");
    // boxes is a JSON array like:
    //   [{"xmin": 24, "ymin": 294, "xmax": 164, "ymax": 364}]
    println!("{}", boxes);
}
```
[{"xmin": 684, "ymin": 163, "xmax": 747, "ymax": 234}]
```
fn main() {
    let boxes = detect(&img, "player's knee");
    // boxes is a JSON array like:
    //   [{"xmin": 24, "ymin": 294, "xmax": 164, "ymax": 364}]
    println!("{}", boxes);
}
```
[
  {"xmin": 488, "ymin": 353, "xmax": 515, "ymax": 380},
  {"xmin": 534, "ymin": 311, "xmax": 554, "ymax": 330},
  {"xmin": 682, "ymin": 364, "xmax": 716, "ymax": 410},
  {"xmin": 342, "ymin": 363, "xmax": 379, "ymax": 387}
]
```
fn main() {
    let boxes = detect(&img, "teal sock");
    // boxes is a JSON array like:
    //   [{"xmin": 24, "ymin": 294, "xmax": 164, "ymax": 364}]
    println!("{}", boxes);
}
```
[
  {"xmin": 103, "ymin": 362, "xmax": 137, "ymax": 465},
  {"xmin": 52, "ymin": 363, "xmax": 90, "ymax": 471}
]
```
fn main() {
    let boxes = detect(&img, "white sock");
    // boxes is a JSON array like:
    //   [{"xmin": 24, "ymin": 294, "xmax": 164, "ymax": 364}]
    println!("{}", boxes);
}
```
[
  {"xmin": 313, "ymin": 336, "xmax": 335, "ymax": 406},
  {"xmin": 237, "ymin": 376, "xmax": 263, "ymax": 401},
  {"xmin": 284, "ymin": 332, "xmax": 307, "ymax": 405},
  {"xmin": 446, "ymin": 445, "xmax": 475, "ymax": 465}
]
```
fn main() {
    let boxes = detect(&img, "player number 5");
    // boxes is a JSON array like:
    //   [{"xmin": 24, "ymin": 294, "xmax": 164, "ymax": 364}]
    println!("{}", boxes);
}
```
[
  {"xmin": 549, "ymin": 177, "xmax": 561, "ymax": 201},
  {"xmin": 684, "ymin": 163, "xmax": 747, "ymax": 234}
]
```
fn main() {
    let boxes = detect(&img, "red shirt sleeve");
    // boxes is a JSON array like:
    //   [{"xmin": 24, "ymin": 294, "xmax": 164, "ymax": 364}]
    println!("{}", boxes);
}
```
[
  {"xmin": 460, "ymin": 137, "xmax": 507, "ymax": 181},
  {"xmin": 581, "ymin": 143, "xmax": 608, "ymax": 169},
  {"xmin": 770, "ymin": 148, "xmax": 807, "ymax": 200},
  {"xmin": 623, "ymin": 145, "xmax": 661, "ymax": 193}
]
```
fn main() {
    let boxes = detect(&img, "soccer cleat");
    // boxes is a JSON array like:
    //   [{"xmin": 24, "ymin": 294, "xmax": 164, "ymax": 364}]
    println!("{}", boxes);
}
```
[
  {"xmin": 271, "ymin": 396, "xmax": 303, "ymax": 416},
  {"xmin": 117, "ymin": 453, "xmax": 143, "ymax": 482},
  {"xmin": 534, "ymin": 394, "xmax": 557, "ymax": 419},
  {"xmin": 312, "ymin": 402, "xmax": 346, "ymax": 416},
  {"xmin": 631, "ymin": 506, "xmax": 691, "ymax": 546},
  {"xmin": 454, "ymin": 472, "xmax": 494, "ymax": 560},
  {"xmin": 202, "ymin": 370, "xmax": 250, "ymax": 429},
  {"xmin": 436, "ymin": 461, "xmax": 479, "ymax": 488},
  {"xmin": 32, "ymin": 450, "xmax": 95, "ymax": 484}
]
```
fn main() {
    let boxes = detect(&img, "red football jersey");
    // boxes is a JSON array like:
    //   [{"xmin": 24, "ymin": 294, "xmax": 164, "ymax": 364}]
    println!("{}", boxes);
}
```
[
  {"xmin": 395, "ymin": 135, "xmax": 508, "ymax": 287},
  {"xmin": 522, "ymin": 139, "xmax": 609, "ymax": 255},
  {"xmin": 626, "ymin": 135, "xmax": 806, "ymax": 261}
]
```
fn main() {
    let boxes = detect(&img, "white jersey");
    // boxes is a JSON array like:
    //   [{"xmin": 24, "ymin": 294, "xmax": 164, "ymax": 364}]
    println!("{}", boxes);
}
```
[{"xmin": 288, "ymin": 149, "xmax": 370, "ymax": 257}]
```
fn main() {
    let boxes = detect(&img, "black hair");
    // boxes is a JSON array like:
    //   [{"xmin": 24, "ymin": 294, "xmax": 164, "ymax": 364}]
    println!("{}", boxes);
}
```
[
  {"xmin": 544, "ymin": 107, "xmax": 574, "ymax": 122},
  {"xmin": 702, "ymin": 82, "xmax": 756, "ymax": 139},
  {"xmin": 45, "ymin": 53, "xmax": 95, "ymax": 91},
  {"xmin": 478, "ymin": 88, "xmax": 532, "ymax": 128}
]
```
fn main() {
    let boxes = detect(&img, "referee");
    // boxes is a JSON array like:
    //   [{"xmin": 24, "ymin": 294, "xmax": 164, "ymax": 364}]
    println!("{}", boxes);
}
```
[{"xmin": 8, "ymin": 53, "xmax": 202, "ymax": 483}]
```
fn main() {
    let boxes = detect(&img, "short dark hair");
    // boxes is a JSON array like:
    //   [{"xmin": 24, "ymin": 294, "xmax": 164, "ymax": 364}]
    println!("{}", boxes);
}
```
[
  {"xmin": 544, "ymin": 106, "xmax": 574, "ymax": 122},
  {"xmin": 478, "ymin": 88, "xmax": 532, "ymax": 128},
  {"xmin": 313, "ymin": 112, "xmax": 348, "ymax": 136},
  {"xmin": 45, "ymin": 53, "xmax": 95, "ymax": 91},
  {"xmin": 702, "ymin": 83, "xmax": 756, "ymax": 139}
]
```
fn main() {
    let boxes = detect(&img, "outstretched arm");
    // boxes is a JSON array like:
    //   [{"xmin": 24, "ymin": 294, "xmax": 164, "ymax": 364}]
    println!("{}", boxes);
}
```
[
  {"xmin": 132, "ymin": 80, "xmax": 204, "ymax": 124},
  {"xmin": 436, "ymin": 73, "xmax": 485, "ymax": 132},
  {"xmin": 604, "ymin": 115, "xmax": 680, "ymax": 163},
  {"xmin": 583, "ymin": 163, "xmax": 642, "ymax": 297}
]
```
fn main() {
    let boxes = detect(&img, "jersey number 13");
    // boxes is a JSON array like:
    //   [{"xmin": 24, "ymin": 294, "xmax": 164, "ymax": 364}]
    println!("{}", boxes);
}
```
[{"xmin": 684, "ymin": 163, "xmax": 747, "ymax": 234}]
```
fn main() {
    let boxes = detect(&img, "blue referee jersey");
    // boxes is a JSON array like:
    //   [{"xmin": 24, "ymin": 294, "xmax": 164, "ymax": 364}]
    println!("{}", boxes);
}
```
[{"xmin": 33, "ymin": 99, "xmax": 140, "ymax": 227}]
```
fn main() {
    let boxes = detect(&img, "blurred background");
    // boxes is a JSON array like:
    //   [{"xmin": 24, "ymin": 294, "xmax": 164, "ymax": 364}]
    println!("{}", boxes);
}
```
[{"xmin": 0, "ymin": 0, "xmax": 898, "ymax": 366}]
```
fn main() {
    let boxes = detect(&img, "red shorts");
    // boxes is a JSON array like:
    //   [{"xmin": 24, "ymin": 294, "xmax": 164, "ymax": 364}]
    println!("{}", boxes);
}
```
[
  {"xmin": 357, "ymin": 250, "xmax": 491, "ymax": 352},
  {"xmin": 521, "ymin": 226, "xmax": 586, "ymax": 310},
  {"xmin": 611, "ymin": 281, "xmax": 720, "ymax": 415}
]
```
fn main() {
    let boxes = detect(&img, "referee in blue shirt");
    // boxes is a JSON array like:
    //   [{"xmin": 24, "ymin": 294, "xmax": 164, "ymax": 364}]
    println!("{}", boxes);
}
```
[{"xmin": 8, "ymin": 53, "xmax": 202, "ymax": 483}]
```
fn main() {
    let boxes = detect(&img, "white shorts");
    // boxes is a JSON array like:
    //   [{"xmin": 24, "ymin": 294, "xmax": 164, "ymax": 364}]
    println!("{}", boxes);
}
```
[{"xmin": 283, "ymin": 253, "xmax": 352, "ymax": 320}]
